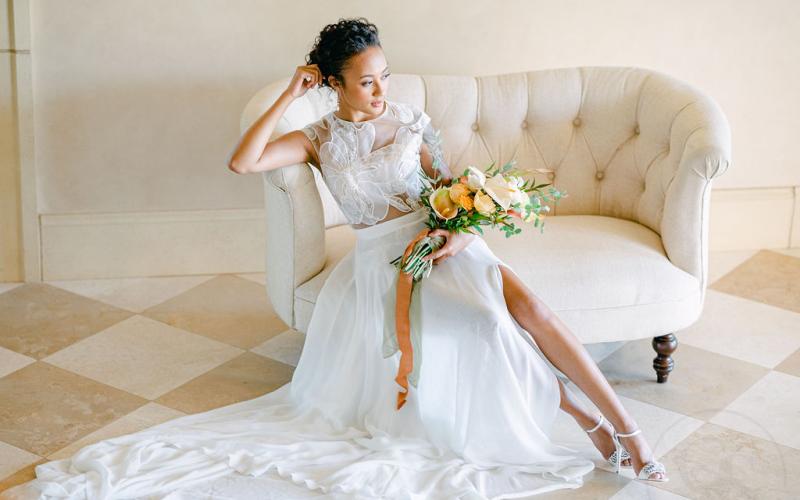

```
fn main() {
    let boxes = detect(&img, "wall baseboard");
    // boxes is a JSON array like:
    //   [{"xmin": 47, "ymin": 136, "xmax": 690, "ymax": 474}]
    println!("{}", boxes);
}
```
[
  {"xmin": 40, "ymin": 209, "xmax": 267, "ymax": 280},
  {"xmin": 37, "ymin": 186, "xmax": 800, "ymax": 280}
]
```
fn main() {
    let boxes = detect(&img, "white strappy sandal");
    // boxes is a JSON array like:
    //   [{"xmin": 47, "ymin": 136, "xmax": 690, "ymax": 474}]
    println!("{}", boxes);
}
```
[
  {"xmin": 612, "ymin": 427, "xmax": 669, "ymax": 482},
  {"xmin": 584, "ymin": 414, "xmax": 632, "ymax": 469}
]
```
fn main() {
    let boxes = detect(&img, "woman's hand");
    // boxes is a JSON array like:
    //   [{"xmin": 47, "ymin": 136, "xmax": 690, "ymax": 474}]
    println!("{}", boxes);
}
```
[
  {"xmin": 285, "ymin": 64, "xmax": 323, "ymax": 99},
  {"xmin": 422, "ymin": 229, "xmax": 479, "ymax": 265}
]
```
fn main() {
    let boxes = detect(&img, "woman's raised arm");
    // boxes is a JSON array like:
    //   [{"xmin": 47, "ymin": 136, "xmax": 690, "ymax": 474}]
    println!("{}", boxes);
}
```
[{"xmin": 227, "ymin": 64, "xmax": 322, "ymax": 174}]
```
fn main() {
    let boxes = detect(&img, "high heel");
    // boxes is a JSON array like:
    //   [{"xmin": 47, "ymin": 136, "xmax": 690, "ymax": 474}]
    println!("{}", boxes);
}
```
[
  {"xmin": 583, "ymin": 414, "xmax": 631, "ymax": 468},
  {"xmin": 612, "ymin": 427, "xmax": 669, "ymax": 482}
]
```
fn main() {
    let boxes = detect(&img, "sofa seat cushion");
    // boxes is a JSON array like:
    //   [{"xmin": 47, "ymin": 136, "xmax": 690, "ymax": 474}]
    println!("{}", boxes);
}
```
[
  {"xmin": 294, "ymin": 215, "xmax": 701, "ymax": 342},
  {"xmin": 481, "ymin": 215, "xmax": 702, "ymax": 342}
]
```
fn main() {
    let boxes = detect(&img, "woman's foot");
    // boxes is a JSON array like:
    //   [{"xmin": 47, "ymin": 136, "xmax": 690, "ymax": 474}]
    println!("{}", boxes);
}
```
[
  {"xmin": 614, "ymin": 428, "xmax": 668, "ymax": 481},
  {"xmin": 583, "ymin": 414, "xmax": 632, "ymax": 468}
]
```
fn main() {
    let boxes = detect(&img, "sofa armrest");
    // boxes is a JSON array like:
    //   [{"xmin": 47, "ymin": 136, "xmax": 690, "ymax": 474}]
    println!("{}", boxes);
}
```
[
  {"xmin": 660, "ymin": 95, "xmax": 732, "ymax": 292},
  {"xmin": 261, "ymin": 163, "xmax": 326, "ymax": 329}
]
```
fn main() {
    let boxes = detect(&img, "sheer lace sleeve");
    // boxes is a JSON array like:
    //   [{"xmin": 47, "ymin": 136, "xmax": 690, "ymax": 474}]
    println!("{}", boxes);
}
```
[
  {"xmin": 300, "ymin": 120, "xmax": 330, "ymax": 168},
  {"xmin": 419, "ymin": 113, "xmax": 452, "ymax": 180}
]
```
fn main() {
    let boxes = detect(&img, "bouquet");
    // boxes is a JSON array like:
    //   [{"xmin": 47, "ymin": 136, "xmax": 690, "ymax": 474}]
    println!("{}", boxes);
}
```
[
  {"xmin": 390, "ymin": 160, "xmax": 568, "ymax": 282},
  {"xmin": 387, "ymin": 158, "xmax": 567, "ymax": 410}
]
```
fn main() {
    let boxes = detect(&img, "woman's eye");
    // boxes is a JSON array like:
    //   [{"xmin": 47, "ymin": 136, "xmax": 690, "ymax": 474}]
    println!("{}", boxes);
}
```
[{"xmin": 362, "ymin": 74, "xmax": 391, "ymax": 87}]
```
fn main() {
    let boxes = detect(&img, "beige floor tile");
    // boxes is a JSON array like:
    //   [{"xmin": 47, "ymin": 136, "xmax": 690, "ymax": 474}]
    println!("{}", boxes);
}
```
[
  {"xmin": 710, "ymin": 370, "xmax": 800, "ymax": 451},
  {"xmin": 141, "ymin": 275, "xmax": 287, "ymax": 349},
  {"xmin": 236, "ymin": 273, "xmax": 265, "ymax": 285},
  {"xmin": 0, "ymin": 347, "xmax": 34, "ymax": 378},
  {"xmin": 597, "ymin": 339, "xmax": 769, "ymax": 419},
  {"xmin": 710, "ymin": 249, "xmax": 800, "ymax": 314},
  {"xmin": 654, "ymin": 422, "xmax": 800, "ymax": 499},
  {"xmin": 46, "ymin": 403, "xmax": 187, "ymax": 460},
  {"xmin": 155, "ymin": 352, "xmax": 294, "ymax": 414},
  {"xmin": 0, "ymin": 362, "xmax": 146, "ymax": 456},
  {"xmin": 0, "ymin": 442, "xmax": 40, "ymax": 484},
  {"xmin": 611, "ymin": 480, "xmax": 691, "ymax": 499},
  {"xmin": 551, "ymin": 385, "xmax": 703, "ymax": 468},
  {"xmin": 0, "ymin": 283, "xmax": 23, "ymax": 295},
  {"xmin": 775, "ymin": 348, "xmax": 800, "ymax": 377},
  {"xmin": 583, "ymin": 340, "xmax": 627, "ymax": 364},
  {"xmin": 528, "ymin": 467, "xmax": 629, "ymax": 499},
  {"xmin": 0, "ymin": 283, "xmax": 133, "ymax": 359},
  {"xmin": 42, "ymin": 315, "xmax": 243, "ymax": 400},
  {"xmin": 0, "ymin": 458, "xmax": 48, "ymax": 497},
  {"xmin": 680, "ymin": 290, "xmax": 800, "ymax": 368},
  {"xmin": 251, "ymin": 329, "xmax": 306, "ymax": 367},
  {"xmin": 708, "ymin": 249, "xmax": 759, "ymax": 284},
  {"xmin": 46, "ymin": 275, "xmax": 215, "ymax": 313}
]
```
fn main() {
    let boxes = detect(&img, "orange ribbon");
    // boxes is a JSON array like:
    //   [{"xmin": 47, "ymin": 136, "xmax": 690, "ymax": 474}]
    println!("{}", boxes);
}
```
[{"xmin": 394, "ymin": 227, "xmax": 434, "ymax": 410}]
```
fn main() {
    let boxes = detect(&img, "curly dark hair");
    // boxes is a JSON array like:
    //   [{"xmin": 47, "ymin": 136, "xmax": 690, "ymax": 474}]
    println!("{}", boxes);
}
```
[{"xmin": 305, "ymin": 17, "xmax": 381, "ymax": 91}]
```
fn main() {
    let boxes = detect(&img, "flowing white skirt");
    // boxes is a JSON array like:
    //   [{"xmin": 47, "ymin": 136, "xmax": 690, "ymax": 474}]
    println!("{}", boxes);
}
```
[{"xmin": 26, "ymin": 208, "xmax": 594, "ymax": 500}]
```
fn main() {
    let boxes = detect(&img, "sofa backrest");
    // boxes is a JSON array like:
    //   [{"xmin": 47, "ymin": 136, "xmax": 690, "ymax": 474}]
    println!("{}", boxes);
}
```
[{"xmin": 243, "ymin": 66, "xmax": 730, "ymax": 237}]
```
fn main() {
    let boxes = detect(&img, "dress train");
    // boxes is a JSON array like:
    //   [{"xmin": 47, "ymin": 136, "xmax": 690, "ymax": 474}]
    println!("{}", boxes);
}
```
[{"xmin": 25, "ymin": 208, "xmax": 594, "ymax": 500}]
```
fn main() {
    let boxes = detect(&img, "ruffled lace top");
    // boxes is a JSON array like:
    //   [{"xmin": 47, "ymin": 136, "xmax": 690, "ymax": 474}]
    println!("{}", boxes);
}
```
[{"xmin": 300, "ymin": 100, "xmax": 450, "ymax": 226}]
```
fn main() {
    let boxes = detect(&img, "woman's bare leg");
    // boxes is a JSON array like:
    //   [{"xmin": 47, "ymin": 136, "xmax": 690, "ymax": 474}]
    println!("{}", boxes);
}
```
[
  {"xmin": 556, "ymin": 377, "xmax": 632, "ymax": 466},
  {"xmin": 498, "ymin": 264, "xmax": 665, "ymax": 480}
]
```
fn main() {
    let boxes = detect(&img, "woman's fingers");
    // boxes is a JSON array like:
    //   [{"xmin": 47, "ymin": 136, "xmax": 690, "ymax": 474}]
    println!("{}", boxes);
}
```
[{"xmin": 424, "ymin": 242, "xmax": 453, "ymax": 265}]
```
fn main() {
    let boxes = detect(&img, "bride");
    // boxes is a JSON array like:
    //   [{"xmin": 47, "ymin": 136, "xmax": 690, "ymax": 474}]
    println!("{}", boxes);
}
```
[{"xmin": 23, "ymin": 16, "xmax": 667, "ymax": 500}]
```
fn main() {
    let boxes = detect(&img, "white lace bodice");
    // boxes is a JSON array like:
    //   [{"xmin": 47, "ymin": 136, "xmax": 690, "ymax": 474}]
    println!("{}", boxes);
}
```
[{"xmin": 300, "ymin": 100, "xmax": 450, "ymax": 226}]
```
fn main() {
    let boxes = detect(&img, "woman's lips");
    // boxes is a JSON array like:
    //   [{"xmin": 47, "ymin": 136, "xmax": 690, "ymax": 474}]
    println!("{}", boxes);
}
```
[{"xmin": 371, "ymin": 101, "xmax": 383, "ymax": 108}]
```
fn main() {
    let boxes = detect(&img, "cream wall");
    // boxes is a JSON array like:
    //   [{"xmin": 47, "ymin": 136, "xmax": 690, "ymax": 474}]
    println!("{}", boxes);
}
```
[{"xmin": 2, "ymin": 0, "xmax": 799, "ymax": 280}]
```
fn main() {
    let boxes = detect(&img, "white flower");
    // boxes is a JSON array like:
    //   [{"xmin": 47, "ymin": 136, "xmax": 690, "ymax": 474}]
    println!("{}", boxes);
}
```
[
  {"xmin": 510, "ymin": 187, "xmax": 529, "ymax": 207},
  {"xmin": 465, "ymin": 165, "xmax": 486, "ymax": 191},
  {"xmin": 483, "ymin": 174, "xmax": 516, "ymax": 210}
]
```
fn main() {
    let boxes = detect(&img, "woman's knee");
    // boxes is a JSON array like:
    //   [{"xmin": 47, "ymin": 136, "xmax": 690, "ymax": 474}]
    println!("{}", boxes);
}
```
[{"xmin": 498, "ymin": 264, "xmax": 552, "ymax": 323}]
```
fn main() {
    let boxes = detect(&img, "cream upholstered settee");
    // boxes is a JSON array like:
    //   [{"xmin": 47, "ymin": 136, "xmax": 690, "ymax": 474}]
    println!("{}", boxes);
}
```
[{"xmin": 240, "ymin": 66, "xmax": 731, "ymax": 383}]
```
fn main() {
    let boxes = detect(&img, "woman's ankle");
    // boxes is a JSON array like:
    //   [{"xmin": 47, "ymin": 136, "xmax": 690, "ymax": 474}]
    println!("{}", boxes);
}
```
[{"xmin": 610, "ymin": 416, "xmax": 638, "ymax": 435}]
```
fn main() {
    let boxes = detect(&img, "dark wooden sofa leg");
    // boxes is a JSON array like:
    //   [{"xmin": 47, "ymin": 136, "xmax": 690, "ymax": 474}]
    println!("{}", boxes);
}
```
[{"xmin": 652, "ymin": 333, "xmax": 677, "ymax": 383}]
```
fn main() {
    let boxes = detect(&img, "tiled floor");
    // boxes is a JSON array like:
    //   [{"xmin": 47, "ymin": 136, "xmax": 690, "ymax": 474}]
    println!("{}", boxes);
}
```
[{"xmin": 1, "ymin": 249, "xmax": 799, "ymax": 499}]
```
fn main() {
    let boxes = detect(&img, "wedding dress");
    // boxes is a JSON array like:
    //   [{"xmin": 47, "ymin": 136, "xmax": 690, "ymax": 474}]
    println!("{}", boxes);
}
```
[{"xmin": 22, "ymin": 100, "xmax": 595, "ymax": 499}]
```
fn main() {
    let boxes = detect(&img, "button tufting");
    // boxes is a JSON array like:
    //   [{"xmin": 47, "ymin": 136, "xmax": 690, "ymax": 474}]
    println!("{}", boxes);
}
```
[
  {"xmin": 634, "ymin": 125, "xmax": 640, "ymax": 135},
  {"xmin": 595, "ymin": 171, "xmax": 604, "ymax": 180},
  {"xmin": 573, "ymin": 117, "xmax": 582, "ymax": 127},
  {"xmin": 547, "ymin": 172, "xmax": 555, "ymax": 180},
  {"xmin": 471, "ymin": 122, "xmax": 479, "ymax": 131},
  {"xmin": 521, "ymin": 120, "xmax": 528, "ymax": 129}
]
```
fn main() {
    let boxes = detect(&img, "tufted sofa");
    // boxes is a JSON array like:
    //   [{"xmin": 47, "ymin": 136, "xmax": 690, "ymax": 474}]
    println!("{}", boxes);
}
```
[{"xmin": 241, "ymin": 66, "xmax": 731, "ymax": 382}]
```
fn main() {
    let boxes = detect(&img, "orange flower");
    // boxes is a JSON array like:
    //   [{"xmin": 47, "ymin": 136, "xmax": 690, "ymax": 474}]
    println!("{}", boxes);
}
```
[
  {"xmin": 458, "ymin": 194, "xmax": 474, "ymax": 211},
  {"xmin": 448, "ymin": 183, "xmax": 471, "ymax": 203}
]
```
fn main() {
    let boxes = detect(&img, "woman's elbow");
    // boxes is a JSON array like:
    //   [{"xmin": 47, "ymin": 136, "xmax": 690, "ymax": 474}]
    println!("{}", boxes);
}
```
[{"xmin": 227, "ymin": 158, "xmax": 250, "ymax": 174}]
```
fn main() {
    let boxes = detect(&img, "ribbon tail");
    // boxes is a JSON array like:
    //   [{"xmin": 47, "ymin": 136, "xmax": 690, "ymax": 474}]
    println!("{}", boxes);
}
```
[{"xmin": 394, "ymin": 228, "xmax": 432, "ymax": 410}]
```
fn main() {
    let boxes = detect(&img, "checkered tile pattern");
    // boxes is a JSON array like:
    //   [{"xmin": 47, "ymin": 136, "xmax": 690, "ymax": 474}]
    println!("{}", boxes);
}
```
[{"xmin": 1, "ymin": 249, "xmax": 799, "ymax": 499}]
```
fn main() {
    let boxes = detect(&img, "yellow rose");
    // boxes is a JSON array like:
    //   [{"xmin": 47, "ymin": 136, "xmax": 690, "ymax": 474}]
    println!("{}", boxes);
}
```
[
  {"xmin": 429, "ymin": 187, "xmax": 459, "ymax": 220},
  {"xmin": 448, "ymin": 183, "xmax": 471, "ymax": 202},
  {"xmin": 473, "ymin": 190, "xmax": 496, "ymax": 216}
]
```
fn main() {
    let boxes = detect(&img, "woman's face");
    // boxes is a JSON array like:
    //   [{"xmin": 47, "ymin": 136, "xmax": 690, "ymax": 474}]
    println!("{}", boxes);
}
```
[{"xmin": 329, "ymin": 45, "xmax": 390, "ymax": 121}]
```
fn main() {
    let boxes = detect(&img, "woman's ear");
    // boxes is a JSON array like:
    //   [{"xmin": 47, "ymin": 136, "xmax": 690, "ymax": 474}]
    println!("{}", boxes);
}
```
[{"xmin": 328, "ymin": 75, "xmax": 342, "ymax": 91}]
